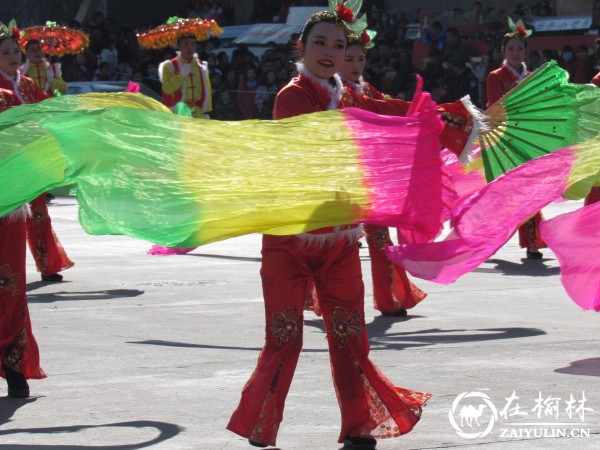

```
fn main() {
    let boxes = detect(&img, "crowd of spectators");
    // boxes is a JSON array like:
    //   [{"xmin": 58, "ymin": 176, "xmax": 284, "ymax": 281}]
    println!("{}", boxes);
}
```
[{"xmin": 53, "ymin": 0, "xmax": 600, "ymax": 119}]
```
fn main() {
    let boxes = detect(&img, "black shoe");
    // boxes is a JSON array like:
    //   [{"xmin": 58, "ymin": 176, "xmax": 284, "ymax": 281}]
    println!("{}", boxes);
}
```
[
  {"xmin": 5, "ymin": 367, "xmax": 30, "ymax": 398},
  {"xmin": 343, "ymin": 435, "xmax": 377, "ymax": 449},
  {"xmin": 248, "ymin": 439, "xmax": 268, "ymax": 448},
  {"xmin": 41, "ymin": 273, "xmax": 63, "ymax": 282},
  {"xmin": 526, "ymin": 250, "xmax": 543, "ymax": 259},
  {"xmin": 382, "ymin": 308, "xmax": 407, "ymax": 317}
]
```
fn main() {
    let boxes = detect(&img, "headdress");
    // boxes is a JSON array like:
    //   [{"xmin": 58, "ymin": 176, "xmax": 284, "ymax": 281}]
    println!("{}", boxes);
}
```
[
  {"xmin": 0, "ymin": 19, "xmax": 22, "ymax": 41},
  {"xmin": 328, "ymin": 0, "xmax": 368, "ymax": 35},
  {"xmin": 507, "ymin": 17, "xmax": 532, "ymax": 38},
  {"xmin": 347, "ymin": 28, "xmax": 376, "ymax": 51},
  {"xmin": 136, "ymin": 16, "xmax": 223, "ymax": 50},
  {"xmin": 17, "ymin": 21, "xmax": 89, "ymax": 56}
]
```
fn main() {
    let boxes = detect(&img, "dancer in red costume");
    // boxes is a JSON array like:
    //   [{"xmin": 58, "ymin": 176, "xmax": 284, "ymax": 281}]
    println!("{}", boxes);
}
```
[
  {"xmin": 340, "ymin": 32, "xmax": 426, "ymax": 317},
  {"xmin": 0, "ymin": 35, "xmax": 74, "ymax": 282},
  {"xmin": 0, "ymin": 21, "xmax": 47, "ymax": 398},
  {"xmin": 486, "ymin": 21, "xmax": 546, "ymax": 259},
  {"xmin": 303, "ymin": 29, "xmax": 476, "ymax": 318},
  {"xmin": 227, "ymin": 8, "xmax": 430, "ymax": 450}
]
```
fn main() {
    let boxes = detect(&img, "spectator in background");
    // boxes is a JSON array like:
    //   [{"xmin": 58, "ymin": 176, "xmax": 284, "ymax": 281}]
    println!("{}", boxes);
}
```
[
  {"xmin": 236, "ymin": 66, "xmax": 259, "ymax": 119},
  {"xmin": 421, "ymin": 47, "xmax": 446, "ymax": 102},
  {"xmin": 443, "ymin": 27, "xmax": 473, "ymax": 65},
  {"xmin": 527, "ymin": 50, "xmax": 543, "ymax": 71},
  {"xmin": 541, "ymin": 48, "xmax": 558, "ymax": 64},
  {"xmin": 571, "ymin": 44, "xmax": 595, "ymax": 84},
  {"xmin": 254, "ymin": 69, "xmax": 278, "ymax": 119},
  {"xmin": 440, "ymin": 57, "xmax": 480, "ymax": 106},
  {"xmin": 423, "ymin": 21, "xmax": 446, "ymax": 51},
  {"xmin": 93, "ymin": 61, "xmax": 112, "ymax": 81},
  {"xmin": 211, "ymin": 89, "xmax": 240, "ymax": 120},
  {"xmin": 63, "ymin": 51, "xmax": 92, "ymax": 81},
  {"xmin": 486, "ymin": 46, "xmax": 503, "ymax": 73},
  {"xmin": 557, "ymin": 44, "xmax": 576, "ymax": 79},
  {"xmin": 99, "ymin": 36, "xmax": 119, "ymax": 72}
]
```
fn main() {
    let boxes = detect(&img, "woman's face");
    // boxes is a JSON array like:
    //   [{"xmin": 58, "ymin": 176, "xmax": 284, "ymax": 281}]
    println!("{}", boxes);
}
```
[
  {"xmin": 0, "ymin": 39, "xmax": 22, "ymax": 77},
  {"xmin": 297, "ymin": 22, "xmax": 346, "ymax": 79},
  {"xmin": 340, "ymin": 44, "xmax": 366, "ymax": 83},
  {"xmin": 503, "ymin": 37, "xmax": 526, "ymax": 68}
]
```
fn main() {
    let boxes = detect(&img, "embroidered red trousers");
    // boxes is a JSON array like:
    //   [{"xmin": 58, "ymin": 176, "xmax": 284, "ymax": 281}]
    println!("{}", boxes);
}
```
[
  {"xmin": 363, "ymin": 225, "xmax": 426, "ymax": 313},
  {"xmin": 517, "ymin": 211, "xmax": 546, "ymax": 250},
  {"xmin": 0, "ymin": 215, "xmax": 46, "ymax": 380},
  {"xmin": 27, "ymin": 195, "xmax": 74, "ymax": 276},
  {"xmin": 227, "ymin": 234, "xmax": 430, "ymax": 446}
]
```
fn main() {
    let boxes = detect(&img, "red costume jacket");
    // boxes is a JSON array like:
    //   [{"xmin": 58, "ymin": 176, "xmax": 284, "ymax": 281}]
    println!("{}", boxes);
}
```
[
  {"xmin": 0, "ymin": 71, "xmax": 49, "ymax": 105},
  {"xmin": 486, "ymin": 63, "xmax": 529, "ymax": 107}
]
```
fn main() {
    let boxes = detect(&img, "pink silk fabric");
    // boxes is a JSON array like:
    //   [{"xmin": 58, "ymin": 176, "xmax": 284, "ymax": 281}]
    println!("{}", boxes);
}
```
[{"xmin": 540, "ymin": 202, "xmax": 600, "ymax": 311}]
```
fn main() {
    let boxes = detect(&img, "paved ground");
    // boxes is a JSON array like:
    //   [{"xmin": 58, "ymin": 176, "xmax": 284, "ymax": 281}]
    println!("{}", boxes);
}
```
[{"xmin": 0, "ymin": 197, "xmax": 599, "ymax": 450}]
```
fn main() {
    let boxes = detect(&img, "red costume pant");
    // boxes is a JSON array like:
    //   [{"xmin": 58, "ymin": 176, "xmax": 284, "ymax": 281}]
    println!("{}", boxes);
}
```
[
  {"xmin": 27, "ymin": 194, "xmax": 74, "ymax": 276},
  {"xmin": 585, "ymin": 187, "xmax": 600, "ymax": 206},
  {"xmin": 0, "ymin": 214, "xmax": 46, "ymax": 380},
  {"xmin": 363, "ymin": 225, "xmax": 426, "ymax": 313},
  {"xmin": 227, "ymin": 234, "xmax": 430, "ymax": 446},
  {"xmin": 517, "ymin": 211, "xmax": 546, "ymax": 250}
]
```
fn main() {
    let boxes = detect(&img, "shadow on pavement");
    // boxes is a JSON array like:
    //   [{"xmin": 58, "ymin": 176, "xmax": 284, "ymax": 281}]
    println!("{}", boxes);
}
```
[
  {"xmin": 128, "ymin": 340, "xmax": 264, "ymax": 352},
  {"xmin": 133, "ymin": 325, "xmax": 546, "ymax": 354},
  {"xmin": 554, "ymin": 357, "xmax": 600, "ymax": 377},
  {"xmin": 26, "ymin": 289, "xmax": 144, "ymax": 303},
  {"xmin": 473, "ymin": 258, "xmax": 559, "ymax": 277},
  {"xmin": 0, "ymin": 397, "xmax": 37, "ymax": 424},
  {"xmin": 0, "ymin": 420, "xmax": 182, "ymax": 449},
  {"xmin": 367, "ymin": 326, "xmax": 546, "ymax": 350}
]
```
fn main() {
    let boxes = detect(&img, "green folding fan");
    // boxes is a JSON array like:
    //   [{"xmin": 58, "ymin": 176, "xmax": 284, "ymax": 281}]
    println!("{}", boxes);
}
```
[{"xmin": 478, "ymin": 61, "xmax": 600, "ymax": 182}]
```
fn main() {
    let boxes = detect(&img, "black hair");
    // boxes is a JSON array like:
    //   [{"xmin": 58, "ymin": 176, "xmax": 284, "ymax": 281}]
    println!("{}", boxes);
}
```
[
  {"xmin": 25, "ymin": 39, "xmax": 40, "ymax": 51},
  {"xmin": 298, "ymin": 11, "xmax": 348, "ymax": 47},
  {"xmin": 501, "ymin": 32, "xmax": 527, "ymax": 52},
  {"xmin": 176, "ymin": 34, "xmax": 196, "ymax": 46}
]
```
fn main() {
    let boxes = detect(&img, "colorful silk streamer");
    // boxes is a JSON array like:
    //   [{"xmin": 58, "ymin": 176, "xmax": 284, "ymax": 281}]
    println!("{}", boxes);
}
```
[
  {"xmin": 387, "ymin": 140, "xmax": 600, "ymax": 286},
  {"xmin": 0, "ymin": 92, "xmax": 447, "ymax": 247},
  {"xmin": 540, "ymin": 202, "xmax": 600, "ymax": 311}
]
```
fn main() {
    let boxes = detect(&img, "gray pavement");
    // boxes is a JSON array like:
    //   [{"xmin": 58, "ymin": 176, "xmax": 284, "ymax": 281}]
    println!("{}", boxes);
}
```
[{"xmin": 1, "ymin": 197, "xmax": 599, "ymax": 450}]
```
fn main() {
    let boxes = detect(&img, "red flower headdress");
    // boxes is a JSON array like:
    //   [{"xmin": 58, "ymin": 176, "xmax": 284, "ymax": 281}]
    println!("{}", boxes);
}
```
[
  {"xmin": 136, "ymin": 16, "xmax": 223, "ymax": 50},
  {"xmin": 0, "ymin": 19, "xmax": 22, "ymax": 41},
  {"xmin": 508, "ymin": 17, "xmax": 532, "ymax": 38},
  {"xmin": 328, "ymin": 0, "xmax": 367, "ymax": 35}
]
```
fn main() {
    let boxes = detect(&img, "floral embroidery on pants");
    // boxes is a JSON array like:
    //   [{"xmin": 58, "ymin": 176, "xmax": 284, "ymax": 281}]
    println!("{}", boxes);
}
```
[
  {"xmin": 269, "ymin": 307, "xmax": 301, "ymax": 345},
  {"xmin": 330, "ymin": 306, "xmax": 362, "ymax": 345},
  {"xmin": 2, "ymin": 328, "xmax": 27, "ymax": 372},
  {"xmin": 0, "ymin": 264, "xmax": 20, "ymax": 295}
]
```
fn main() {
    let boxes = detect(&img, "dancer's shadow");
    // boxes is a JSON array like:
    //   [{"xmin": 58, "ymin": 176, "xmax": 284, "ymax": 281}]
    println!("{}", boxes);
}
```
[
  {"xmin": 473, "ymin": 258, "xmax": 559, "ymax": 277},
  {"xmin": 305, "ymin": 314, "xmax": 424, "ymax": 339},
  {"xmin": 0, "ymin": 420, "xmax": 182, "ymax": 449},
  {"xmin": 304, "ymin": 319, "xmax": 544, "ymax": 351},
  {"xmin": 26, "ymin": 289, "xmax": 144, "ymax": 304},
  {"xmin": 555, "ymin": 358, "xmax": 600, "ymax": 377},
  {"xmin": 0, "ymin": 397, "xmax": 36, "ymax": 425}
]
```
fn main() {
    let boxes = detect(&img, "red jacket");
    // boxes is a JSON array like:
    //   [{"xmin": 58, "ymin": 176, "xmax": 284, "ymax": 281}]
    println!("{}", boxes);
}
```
[
  {"xmin": 0, "ymin": 72, "xmax": 49, "ymax": 105},
  {"xmin": 486, "ymin": 63, "xmax": 529, "ymax": 107}
]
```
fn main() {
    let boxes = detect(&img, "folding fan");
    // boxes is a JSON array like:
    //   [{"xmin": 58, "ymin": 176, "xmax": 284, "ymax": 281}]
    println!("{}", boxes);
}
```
[{"xmin": 478, "ymin": 61, "xmax": 600, "ymax": 182}]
